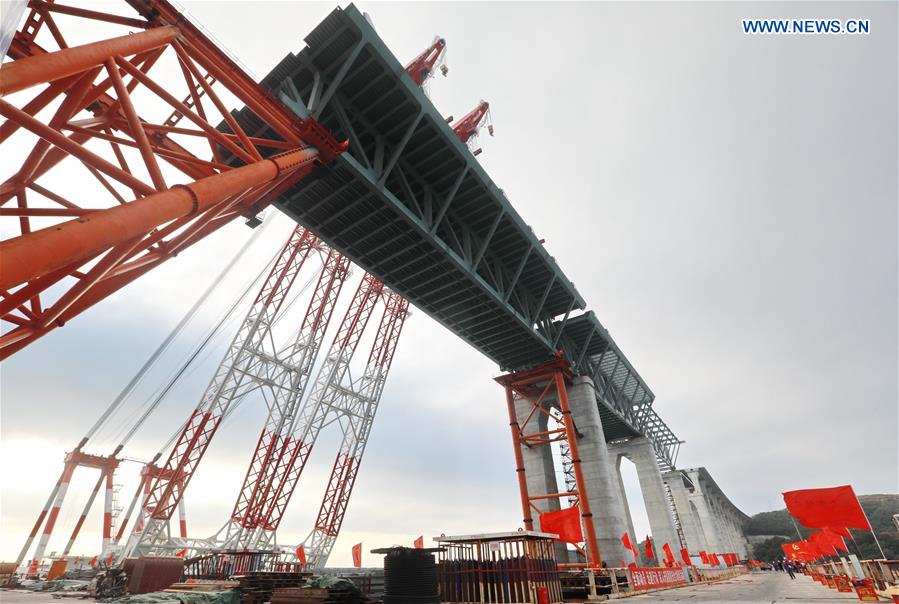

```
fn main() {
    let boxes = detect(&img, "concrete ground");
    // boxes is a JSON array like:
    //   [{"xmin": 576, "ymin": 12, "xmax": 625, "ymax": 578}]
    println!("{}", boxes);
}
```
[
  {"xmin": 628, "ymin": 571, "xmax": 862, "ymax": 603},
  {"xmin": 0, "ymin": 572, "xmax": 866, "ymax": 603}
]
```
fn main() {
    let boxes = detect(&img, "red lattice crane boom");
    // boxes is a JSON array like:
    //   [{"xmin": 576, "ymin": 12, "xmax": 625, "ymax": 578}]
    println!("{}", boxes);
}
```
[
  {"xmin": 452, "ymin": 100, "xmax": 493, "ymax": 145},
  {"xmin": 404, "ymin": 37, "xmax": 447, "ymax": 86}
]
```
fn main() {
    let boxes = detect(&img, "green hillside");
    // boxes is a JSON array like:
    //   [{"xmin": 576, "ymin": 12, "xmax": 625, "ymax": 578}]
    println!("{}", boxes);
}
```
[{"xmin": 747, "ymin": 494, "xmax": 898, "ymax": 561}]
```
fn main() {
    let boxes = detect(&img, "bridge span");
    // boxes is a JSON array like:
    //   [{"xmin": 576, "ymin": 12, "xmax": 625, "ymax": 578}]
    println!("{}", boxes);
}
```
[
  {"xmin": 216, "ymin": 4, "xmax": 742, "ymax": 566},
  {"xmin": 228, "ymin": 4, "xmax": 683, "ymax": 469}
]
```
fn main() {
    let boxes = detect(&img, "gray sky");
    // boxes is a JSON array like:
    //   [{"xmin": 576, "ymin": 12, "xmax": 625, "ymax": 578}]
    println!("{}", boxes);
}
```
[{"xmin": 1, "ymin": 1, "xmax": 896, "ymax": 567}]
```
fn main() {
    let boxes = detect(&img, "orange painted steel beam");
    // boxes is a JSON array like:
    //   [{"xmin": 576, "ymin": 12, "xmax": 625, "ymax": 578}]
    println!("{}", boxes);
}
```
[
  {"xmin": 0, "ymin": 26, "xmax": 178, "ymax": 95},
  {"xmin": 1, "ymin": 1, "xmax": 347, "ymax": 359},
  {"xmin": 497, "ymin": 356, "xmax": 603, "ymax": 568},
  {"xmin": 0, "ymin": 147, "xmax": 318, "ymax": 291}
]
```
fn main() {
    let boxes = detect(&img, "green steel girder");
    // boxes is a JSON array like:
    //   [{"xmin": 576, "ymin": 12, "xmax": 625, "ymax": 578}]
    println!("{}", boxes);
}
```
[
  {"xmin": 221, "ymin": 4, "xmax": 680, "ymax": 468},
  {"xmin": 552, "ymin": 312, "xmax": 682, "ymax": 470},
  {"xmin": 226, "ymin": 4, "xmax": 585, "ymax": 371}
]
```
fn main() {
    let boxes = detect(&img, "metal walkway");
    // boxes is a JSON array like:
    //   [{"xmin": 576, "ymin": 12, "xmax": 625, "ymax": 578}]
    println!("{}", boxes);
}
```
[{"xmin": 227, "ymin": 4, "xmax": 680, "ymax": 466}]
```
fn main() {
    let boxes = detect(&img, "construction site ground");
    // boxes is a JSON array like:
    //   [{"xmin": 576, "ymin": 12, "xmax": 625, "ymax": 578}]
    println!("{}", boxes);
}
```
[
  {"xmin": 626, "ymin": 570, "xmax": 862, "ymax": 602},
  {"xmin": 0, "ymin": 571, "xmax": 868, "ymax": 604}
]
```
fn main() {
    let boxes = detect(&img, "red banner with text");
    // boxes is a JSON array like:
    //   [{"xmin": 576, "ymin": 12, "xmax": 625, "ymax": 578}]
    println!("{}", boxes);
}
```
[{"xmin": 630, "ymin": 567, "xmax": 687, "ymax": 591}]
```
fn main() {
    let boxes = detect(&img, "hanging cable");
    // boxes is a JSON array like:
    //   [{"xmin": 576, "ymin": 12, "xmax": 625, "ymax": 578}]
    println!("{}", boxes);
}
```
[{"xmin": 79, "ymin": 219, "xmax": 274, "ymax": 451}]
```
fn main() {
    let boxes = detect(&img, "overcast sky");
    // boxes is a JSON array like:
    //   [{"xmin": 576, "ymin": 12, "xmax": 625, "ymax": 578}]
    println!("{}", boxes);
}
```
[{"xmin": 1, "ymin": 1, "xmax": 896, "ymax": 567}]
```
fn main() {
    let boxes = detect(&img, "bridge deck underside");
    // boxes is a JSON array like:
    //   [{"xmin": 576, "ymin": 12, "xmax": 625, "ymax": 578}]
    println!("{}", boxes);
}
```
[
  {"xmin": 554, "ymin": 312, "xmax": 681, "ymax": 468},
  {"xmin": 223, "ymin": 3, "xmax": 680, "ymax": 461},
  {"xmin": 229, "ymin": 5, "xmax": 584, "ymax": 371}
]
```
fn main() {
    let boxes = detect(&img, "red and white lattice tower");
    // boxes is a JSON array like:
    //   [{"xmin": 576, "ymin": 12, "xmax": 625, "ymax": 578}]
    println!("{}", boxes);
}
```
[
  {"xmin": 232, "ymin": 274, "xmax": 386, "ymax": 550},
  {"xmin": 122, "ymin": 225, "xmax": 326, "ymax": 557},
  {"xmin": 216, "ymin": 247, "xmax": 351, "ymax": 548},
  {"xmin": 302, "ymin": 289, "xmax": 409, "ymax": 568}
]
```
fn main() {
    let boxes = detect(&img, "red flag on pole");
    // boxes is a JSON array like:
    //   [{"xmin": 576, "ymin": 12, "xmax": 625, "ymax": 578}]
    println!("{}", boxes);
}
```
[
  {"xmin": 644, "ymin": 536, "xmax": 654, "ymax": 559},
  {"xmin": 782, "ymin": 486, "xmax": 871, "ymax": 530},
  {"xmin": 680, "ymin": 547, "xmax": 692, "ymax": 566},
  {"xmin": 539, "ymin": 507, "xmax": 583, "ymax": 543},
  {"xmin": 621, "ymin": 532, "xmax": 639, "ymax": 557},
  {"xmin": 175, "ymin": 549, "xmax": 187, "ymax": 558},
  {"xmin": 89, "ymin": 556, "xmax": 98, "ymax": 568},
  {"xmin": 352, "ymin": 543, "xmax": 362, "ymax": 568},
  {"xmin": 809, "ymin": 529, "xmax": 848, "ymax": 553},
  {"xmin": 662, "ymin": 543, "xmax": 676, "ymax": 566},
  {"xmin": 827, "ymin": 525, "xmax": 852, "ymax": 539},
  {"xmin": 413, "ymin": 536, "xmax": 424, "ymax": 549},
  {"xmin": 710, "ymin": 553, "xmax": 720, "ymax": 566},
  {"xmin": 699, "ymin": 551, "xmax": 709, "ymax": 564},
  {"xmin": 295, "ymin": 545, "xmax": 307, "ymax": 566}
]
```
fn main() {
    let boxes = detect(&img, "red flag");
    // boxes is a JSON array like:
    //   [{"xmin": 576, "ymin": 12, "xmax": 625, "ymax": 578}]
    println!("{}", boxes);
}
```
[
  {"xmin": 826, "ymin": 525, "xmax": 852, "ymax": 539},
  {"xmin": 680, "ymin": 547, "xmax": 692, "ymax": 566},
  {"xmin": 175, "ymin": 549, "xmax": 187, "ymax": 558},
  {"xmin": 644, "ymin": 536, "xmax": 654, "ymax": 559},
  {"xmin": 783, "ymin": 486, "xmax": 871, "ymax": 531},
  {"xmin": 621, "ymin": 532, "xmax": 639, "ymax": 557},
  {"xmin": 710, "ymin": 553, "xmax": 720, "ymax": 566},
  {"xmin": 808, "ymin": 529, "xmax": 847, "ymax": 554},
  {"xmin": 89, "ymin": 555, "xmax": 98, "ymax": 568},
  {"xmin": 782, "ymin": 541, "xmax": 819, "ymax": 561},
  {"xmin": 352, "ymin": 543, "xmax": 362, "ymax": 568},
  {"xmin": 699, "ymin": 551, "xmax": 709, "ymax": 564},
  {"xmin": 627, "ymin": 562, "xmax": 638, "ymax": 571},
  {"xmin": 662, "ymin": 543, "xmax": 676, "ymax": 566},
  {"xmin": 539, "ymin": 507, "xmax": 583, "ymax": 543},
  {"xmin": 106, "ymin": 554, "xmax": 113, "ymax": 567},
  {"xmin": 295, "ymin": 545, "xmax": 307, "ymax": 566},
  {"xmin": 413, "ymin": 536, "xmax": 424, "ymax": 549},
  {"xmin": 620, "ymin": 560, "xmax": 626, "ymax": 568}
]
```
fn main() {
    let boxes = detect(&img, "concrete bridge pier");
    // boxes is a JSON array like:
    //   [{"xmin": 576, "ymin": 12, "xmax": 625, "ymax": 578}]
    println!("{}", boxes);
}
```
[
  {"xmin": 607, "ymin": 437, "xmax": 681, "ymax": 556},
  {"xmin": 662, "ymin": 470, "xmax": 709, "ymax": 555},
  {"xmin": 565, "ymin": 376, "xmax": 632, "ymax": 564}
]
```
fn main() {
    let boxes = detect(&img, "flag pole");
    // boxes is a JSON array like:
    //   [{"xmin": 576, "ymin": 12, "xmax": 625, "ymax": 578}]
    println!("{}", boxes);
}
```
[
  {"xmin": 856, "ymin": 496, "xmax": 887, "ymax": 559},
  {"xmin": 789, "ymin": 516, "xmax": 804, "ymax": 540}
]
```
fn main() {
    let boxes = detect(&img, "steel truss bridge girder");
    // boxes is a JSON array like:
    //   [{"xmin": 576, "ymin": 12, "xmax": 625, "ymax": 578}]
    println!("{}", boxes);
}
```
[
  {"xmin": 224, "ymin": 4, "xmax": 585, "ymax": 373},
  {"xmin": 552, "ymin": 312, "xmax": 682, "ymax": 470}
]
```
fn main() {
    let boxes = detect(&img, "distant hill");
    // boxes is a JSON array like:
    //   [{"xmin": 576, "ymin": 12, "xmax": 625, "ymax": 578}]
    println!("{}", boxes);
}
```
[{"xmin": 746, "ymin": 494, "xmax": 898, "ymax": 561}]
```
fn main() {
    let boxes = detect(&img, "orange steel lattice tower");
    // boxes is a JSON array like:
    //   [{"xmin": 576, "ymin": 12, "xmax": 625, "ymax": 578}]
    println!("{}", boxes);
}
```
[
  {"xmin": 0, "ymin": 0, "xmax": 345, "ymax": 359},
  {"xmin": 496, "ymin": 356, "xmax": 602, "ymax": 568}
]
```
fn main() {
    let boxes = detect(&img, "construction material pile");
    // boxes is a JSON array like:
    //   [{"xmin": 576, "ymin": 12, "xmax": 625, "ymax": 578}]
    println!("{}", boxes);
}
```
[{"xmin": 234, "ymin": 572, "xmax": 312, "ymax": 604}]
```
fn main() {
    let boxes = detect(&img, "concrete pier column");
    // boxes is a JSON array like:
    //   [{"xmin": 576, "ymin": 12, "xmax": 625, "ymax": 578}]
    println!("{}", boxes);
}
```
[
  {"xmin": 566, "ymin": 376, "xmax": 631, "ymax": 564},
  {"xmin": 612, "ymin": 455, "xmax": 638, "ymax": 544},
  {"xmin": 687, "ymin": 491, "xmax": 723, "ymax": 554},
  {"xmin": 662, "ymin": 471, "xmax": 706, "ymax": 554},
  {"xmin": 607, "ymin": 437, "xmax": 680, "ymax": 555}
]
